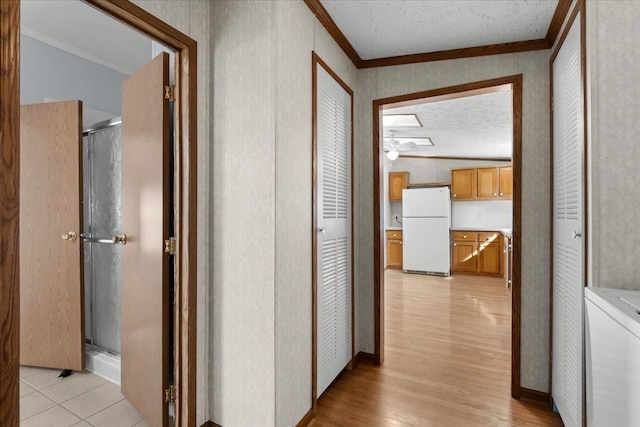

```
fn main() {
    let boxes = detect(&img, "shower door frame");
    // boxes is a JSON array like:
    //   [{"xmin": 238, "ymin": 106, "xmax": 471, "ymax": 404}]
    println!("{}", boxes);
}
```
[{"xmin": 0, "ymin": 0, "xmax": 198, "ymax": 425}]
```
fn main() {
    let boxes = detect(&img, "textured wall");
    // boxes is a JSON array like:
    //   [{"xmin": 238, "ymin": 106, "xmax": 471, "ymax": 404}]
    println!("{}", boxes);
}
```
[
  {"xmin": 129, "ymin": 1, "xmax": 212, "ymax": 424},
  {"xmin": 587, "ymin": 1, "xmax": 640, "ymax": 290},
  {"xmin": 355, "ymin": 51, "xmax": 552, "ymax": 392}
]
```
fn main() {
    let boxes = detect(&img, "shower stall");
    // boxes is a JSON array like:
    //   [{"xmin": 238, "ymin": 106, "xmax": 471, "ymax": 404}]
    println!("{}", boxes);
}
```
[{"xmin": 82, "ymin": 117, "xmax": 124, "ymax": 384}]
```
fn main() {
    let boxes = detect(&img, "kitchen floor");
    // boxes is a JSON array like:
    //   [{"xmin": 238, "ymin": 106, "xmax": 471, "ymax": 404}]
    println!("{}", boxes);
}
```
[
  {"xmin": 310, "ymin": 270, "xmax": 563, "ymax": 426},
  {"xmin": 19, "ymin": 366, "xmax": 146, "ymax": 427}
]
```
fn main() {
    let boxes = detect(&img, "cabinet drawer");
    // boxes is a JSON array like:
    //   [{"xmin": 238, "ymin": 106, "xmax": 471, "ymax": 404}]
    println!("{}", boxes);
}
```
[
  {"xmin": 478, "ymin": 232, "xmax": 501, "ymax": 244},
  {"xmin": 452, "ymin": 231, "xmax": 476, "ymax": 242},
  {"xmin": 386, "ymin": 230, "xmax": 403, "ymax": 240}
]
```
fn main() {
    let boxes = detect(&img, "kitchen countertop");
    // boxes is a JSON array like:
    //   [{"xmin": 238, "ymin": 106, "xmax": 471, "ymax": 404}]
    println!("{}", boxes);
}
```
[
  {"xmin": 386, "ymin": 226, "xmax": 402, "ymax": 231},
  {"xmin": 450, "ymin": 227, "xmax": 512, "ymax": 237}
]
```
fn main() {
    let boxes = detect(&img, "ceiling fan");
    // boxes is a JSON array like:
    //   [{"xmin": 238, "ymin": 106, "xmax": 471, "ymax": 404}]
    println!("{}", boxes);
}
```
[{"xmin": 383, "ymin": 131, "xmax": 418, "ymax": 160}]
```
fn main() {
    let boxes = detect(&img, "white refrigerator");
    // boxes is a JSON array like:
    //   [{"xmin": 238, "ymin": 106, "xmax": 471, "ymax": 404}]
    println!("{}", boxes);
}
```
[{"xmin": 402, "ymin": 187, "xmax": 451, "ymax": 275}]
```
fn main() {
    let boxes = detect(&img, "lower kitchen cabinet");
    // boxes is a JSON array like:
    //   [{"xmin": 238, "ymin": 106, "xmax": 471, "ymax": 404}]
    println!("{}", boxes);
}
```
[
  {"xmin": 478, "ymin": 232, "xmax": 501, "ymax": 275},
  {"xmin": 452, "ymin": 241, "xmax": 477, "ymax": 272},
  {"xmin": 386, "ymin": 230, "xmax": 403, "ymax": 269},
  {"xmin": 451, "ymin": 230, "xmax": 504, "ymax": 277}
]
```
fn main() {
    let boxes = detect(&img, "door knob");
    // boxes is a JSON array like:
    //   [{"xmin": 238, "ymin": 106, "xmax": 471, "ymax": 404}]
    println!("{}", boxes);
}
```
[
  {"xmin": 61, "ymin": 231, "xmax": 77, "ymax": 241},
  {"xmin": 572, "ymin": 231, "xmax": 582, "ymax": 239},
  {"xmin": 319, "ymin": 227, "xmax": 326, "ymax": 234},
  {"xmin": 113, "ymin": 234, "xmax": 127, "ymax": 245}
]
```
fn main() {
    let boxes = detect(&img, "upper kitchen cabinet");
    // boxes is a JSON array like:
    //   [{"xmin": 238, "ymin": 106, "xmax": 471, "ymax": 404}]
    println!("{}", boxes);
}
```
[
  {"xmin": 451, "ymin": 166, "xmax": 512, "ymax": 200},
  {"xmin": 389, "ymin": 171, "xmax": 409, "ymax": 201},
  {"xmin": 451, "ymin": 169, "xmax": 476, "ymax": 200},
  {"xmin": 499, "ymin": 166, "xmax": 512, "ymax": 199},
  {"xmin": 477, "ymin": 167, "xmax": 498, "ymax": 199}
]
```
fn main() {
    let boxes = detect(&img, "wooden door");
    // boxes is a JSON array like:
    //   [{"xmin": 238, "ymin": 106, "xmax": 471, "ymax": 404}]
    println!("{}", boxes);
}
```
[
  {"xmin": 121, "ymin": 53, "xmax": 171, "ymax": 427},
  {"xmin": 316, "ymin": 62, "xmax": 352, "ymax": 397},
  {"xmin": 552, "ymin": 13, "xmax": 584, "ymax": 427},
  {"xmin": 451, "ymin": 169, "xmax": 476, "ymax": 200},
  {"xmin": 389, "ymin": 172, "xmax": 408, "ymax": 201},
  {"xmin": 452, "ymin": 242, "xmax": 477, "ymax": 272},
  {"xmin": 499, "ymin": 166, "xmax": 512, "ymax": 199},
  {"xmin": 477, "ymin": 168, "xmax": 498, "ymax": 199},
  {"xmin": 20, "ymin": 101, "xmax": 84, "ymax": 370}
]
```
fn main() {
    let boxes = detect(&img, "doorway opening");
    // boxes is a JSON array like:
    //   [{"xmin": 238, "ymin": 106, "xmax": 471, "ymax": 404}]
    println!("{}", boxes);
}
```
[
  {"xmin": 1, "ymin": 0, "xmax": 197, "ymax": 425},
  {"xmin": 372, "ymin": 75, "xmax": 523, "ymax": 398}
]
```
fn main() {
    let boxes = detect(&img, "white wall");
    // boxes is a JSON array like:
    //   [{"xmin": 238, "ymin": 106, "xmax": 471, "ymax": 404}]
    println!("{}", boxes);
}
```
[
  {"xmin": 355, "ymin": 51, "xmax": 551, "ymax": 392},
  {"xmin": 586, "ymin": 1, "xmax": 640, "ymax": 291},
  {"xmin": 210, "ymin": 1, "xmax": 356, "ymax": 425},
  {"xmin": 20, "ymin": 34, "xmax": 125, "ymax": 115}
]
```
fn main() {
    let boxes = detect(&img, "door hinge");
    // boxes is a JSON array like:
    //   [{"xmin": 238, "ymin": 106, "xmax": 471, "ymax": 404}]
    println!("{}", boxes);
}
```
[
  {"xmin": 164, "ymin": 237, "xmax": 177, "ymax": 255},
  {"xmin": 551, "ymin": 96, "xmax": 554, "ymax": 112},
  {"xmin": 164, "ymin": 385, "xmax": 176, "ymax": 403},
  {"xmin": 165, "ymin": 85, "xmax": 176, "ymax": 102}
]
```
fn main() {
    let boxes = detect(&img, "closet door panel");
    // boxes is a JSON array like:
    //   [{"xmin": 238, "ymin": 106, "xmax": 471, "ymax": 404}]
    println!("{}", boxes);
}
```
[{"xmin": 552, "ymin": 14, "xmax": 585, "ymax": 427}]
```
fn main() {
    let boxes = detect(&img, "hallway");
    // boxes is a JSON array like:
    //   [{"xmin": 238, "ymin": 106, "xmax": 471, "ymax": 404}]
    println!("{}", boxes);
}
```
[{"xmin": 310, "ymin": 270, "xmax": 562, "ymax": 426}]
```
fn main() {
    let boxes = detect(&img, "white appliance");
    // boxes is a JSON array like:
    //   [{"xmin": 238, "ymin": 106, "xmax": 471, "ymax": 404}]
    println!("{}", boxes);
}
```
[
  {"xmin": 585, "ymin": 287, "xmax": 640, "ymax": 427},
  {"xmin": 402, "ymin": 187, "xmax": 451, "ymax": 275}
]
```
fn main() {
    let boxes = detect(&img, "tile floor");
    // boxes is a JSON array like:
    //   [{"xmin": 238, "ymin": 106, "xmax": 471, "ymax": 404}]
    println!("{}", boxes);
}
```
[{"xmin": 20, "ymin": 365, "xmax": 147, "ymax": 427}]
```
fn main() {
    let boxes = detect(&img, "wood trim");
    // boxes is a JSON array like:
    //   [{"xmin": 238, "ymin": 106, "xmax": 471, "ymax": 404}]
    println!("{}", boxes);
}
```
[
  {"xmin": 1, "ymin": 0, "xmax": 199, "ymax": 424},
  {"xmin": 200, "ymin": 422, "xmax": 222, "ymax": 427},
  {"xmin": 0, "ymin": 0, "xmax": 20, "ymax": 424},
  {"xmin": 546, "ymin": 0, "xmax": 573, "ymax": 47},
  {"xmin": 511, "ymin": 75, "xmax": 523, "ymax": 399},
  {"xmin": 353, "ymin": 351, "xmax": 376, "ymax": 366},
  {"xmin": 311, "ymin": 51, "xmax": 355, "ymax": 410},
  {"xmin": 360, "ymin": 39, "xmax": 550, "ymax": 69},
  {"xmin": 399, "ymin": 155, "xmax": 512, "ymax": 162},
  {"xmin": 373, "ymin": 74, "xmax": 524, "ymax": 397},
  {"xmin": 295, "ymin": 408, "xmax": 315, "ymax": 427},
  {"xmin": 547, "ymin": 0, "xmax": 586, "ymax": 408},
  {"xmin": 303, "ymin": 2, "xmax": 561, "ymax": 70},
  {"xmin": 304, "ymin": 0, "xmax": 362, "ymax": 68},
  {"xmin": 520, "ymin": 387, "xmax": 551, "ymax": 407}
]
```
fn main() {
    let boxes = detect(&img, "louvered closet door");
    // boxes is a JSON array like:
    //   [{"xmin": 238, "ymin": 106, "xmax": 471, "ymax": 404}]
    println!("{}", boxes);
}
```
[
  {"xmin": 552, "ymin": 13, "xmax": 584, "ymax": 427},
  {"xmin": 316, "ymin": 64, "xmax": 352, "ymax": 397}
]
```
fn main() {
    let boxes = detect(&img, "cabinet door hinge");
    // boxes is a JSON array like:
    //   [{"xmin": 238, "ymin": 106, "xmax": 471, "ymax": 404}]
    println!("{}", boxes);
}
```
[
  {"xmin": 164, "ymin": 385, "xmax": 176, "ymax": 403},
  {"xmin": 165, "ymin": 85, "xmax": 176, "ymax": 102},
  {"xmin": 164, "ymin": 237, "xmax": 177, "ymax": 255}
]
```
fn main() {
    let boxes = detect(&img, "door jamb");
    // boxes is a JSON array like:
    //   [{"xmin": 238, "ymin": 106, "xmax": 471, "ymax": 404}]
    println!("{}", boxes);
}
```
[
  {"xmin": 372, "ymin": 75, "xmax": 524, "ymax": 398},
  {"xmin": 0, "ymin": 0, "xmax": 198, "ymax": 425}
]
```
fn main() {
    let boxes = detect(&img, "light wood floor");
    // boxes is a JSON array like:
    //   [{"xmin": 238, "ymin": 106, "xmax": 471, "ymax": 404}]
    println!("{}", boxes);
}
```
[{"xmin": 310, "ymin": 270, "xmax": 562, "ymax": 427}]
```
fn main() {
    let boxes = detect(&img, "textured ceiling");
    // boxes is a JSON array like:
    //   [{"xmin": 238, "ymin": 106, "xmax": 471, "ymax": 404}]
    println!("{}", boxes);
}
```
[
  {"xmin": 21, "ymin": 0, "xmax": 152, "ymax": 76},
  {"xmin": 320, "ymin": 0, "xmax": 558, "ymax": 60},
  {"xmin": 384, "ymin": 90, "xmax": 513, "ymax": 159}
]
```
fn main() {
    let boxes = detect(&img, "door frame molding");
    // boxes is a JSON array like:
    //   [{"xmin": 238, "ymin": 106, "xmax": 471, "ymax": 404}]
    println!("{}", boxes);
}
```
[
  {"xmin": 372, "ymin": 75, "xmax": 524, "ymax": 398},
  {"xmin": 311, "ymin": 51, "xmax": 355, "ymax": 412},
  {"xmin": 0, "ymin": 0, "xmax": 198, "ymax": 425}
]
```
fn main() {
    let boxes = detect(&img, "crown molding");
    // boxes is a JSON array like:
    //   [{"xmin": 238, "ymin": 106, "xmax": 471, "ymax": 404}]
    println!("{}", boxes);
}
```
[{"xmin": 305, "ymin": 0, "xmax": 571, "ymax": 69}]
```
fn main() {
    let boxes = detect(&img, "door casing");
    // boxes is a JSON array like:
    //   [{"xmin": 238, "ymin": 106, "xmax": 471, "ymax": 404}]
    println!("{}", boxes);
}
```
[
  {"xmin": 0, "ymin": 0, "xmax": 198, "ymax": 425},
  {"xmin": 371, "ymin": 75, "xmax": 524, "ymax": 398}
]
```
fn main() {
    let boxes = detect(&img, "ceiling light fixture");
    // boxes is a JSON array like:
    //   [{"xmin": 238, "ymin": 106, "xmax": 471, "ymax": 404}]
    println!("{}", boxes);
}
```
[
  {"xmin": 383, "ymin": 114, "xmax": 422, "ymax": 127},
  {"xmin": 386, "ymin": 149, "xmax": 400, "ymax": 161}
]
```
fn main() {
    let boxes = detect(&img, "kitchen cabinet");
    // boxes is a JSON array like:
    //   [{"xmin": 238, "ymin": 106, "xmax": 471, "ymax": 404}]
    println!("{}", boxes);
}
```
[
  {"xmin": 386, "ymin": 230, "xmax": 403, "ymax": 269},
  {"xmin": 478, "ymin": 232, "xmax": 501, "ymax": 275},
  {"xmin": 451, "ymin": 169, "xmax": 476, "ymax": 200},
  {"xmin": 389, "ymin": 172, "xmax": 409, "ymax": 201},
  {"xmin": 451, "ymin": 230, "xmax": 504, "ymax": 277},
  {"xmin": 499, "ymin": 166, "xmax": 512, "ymax": 199},
  {"xmin": 477, "ymin": 168, "xmax": 499, "ymax": 199},
  {"xmin": 451, "ymin": 231, "xmax": 478, "ymax": 272},
  {"xmin": 451, "ymin": 166, "xmax": 512, "ymax": 200}
]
